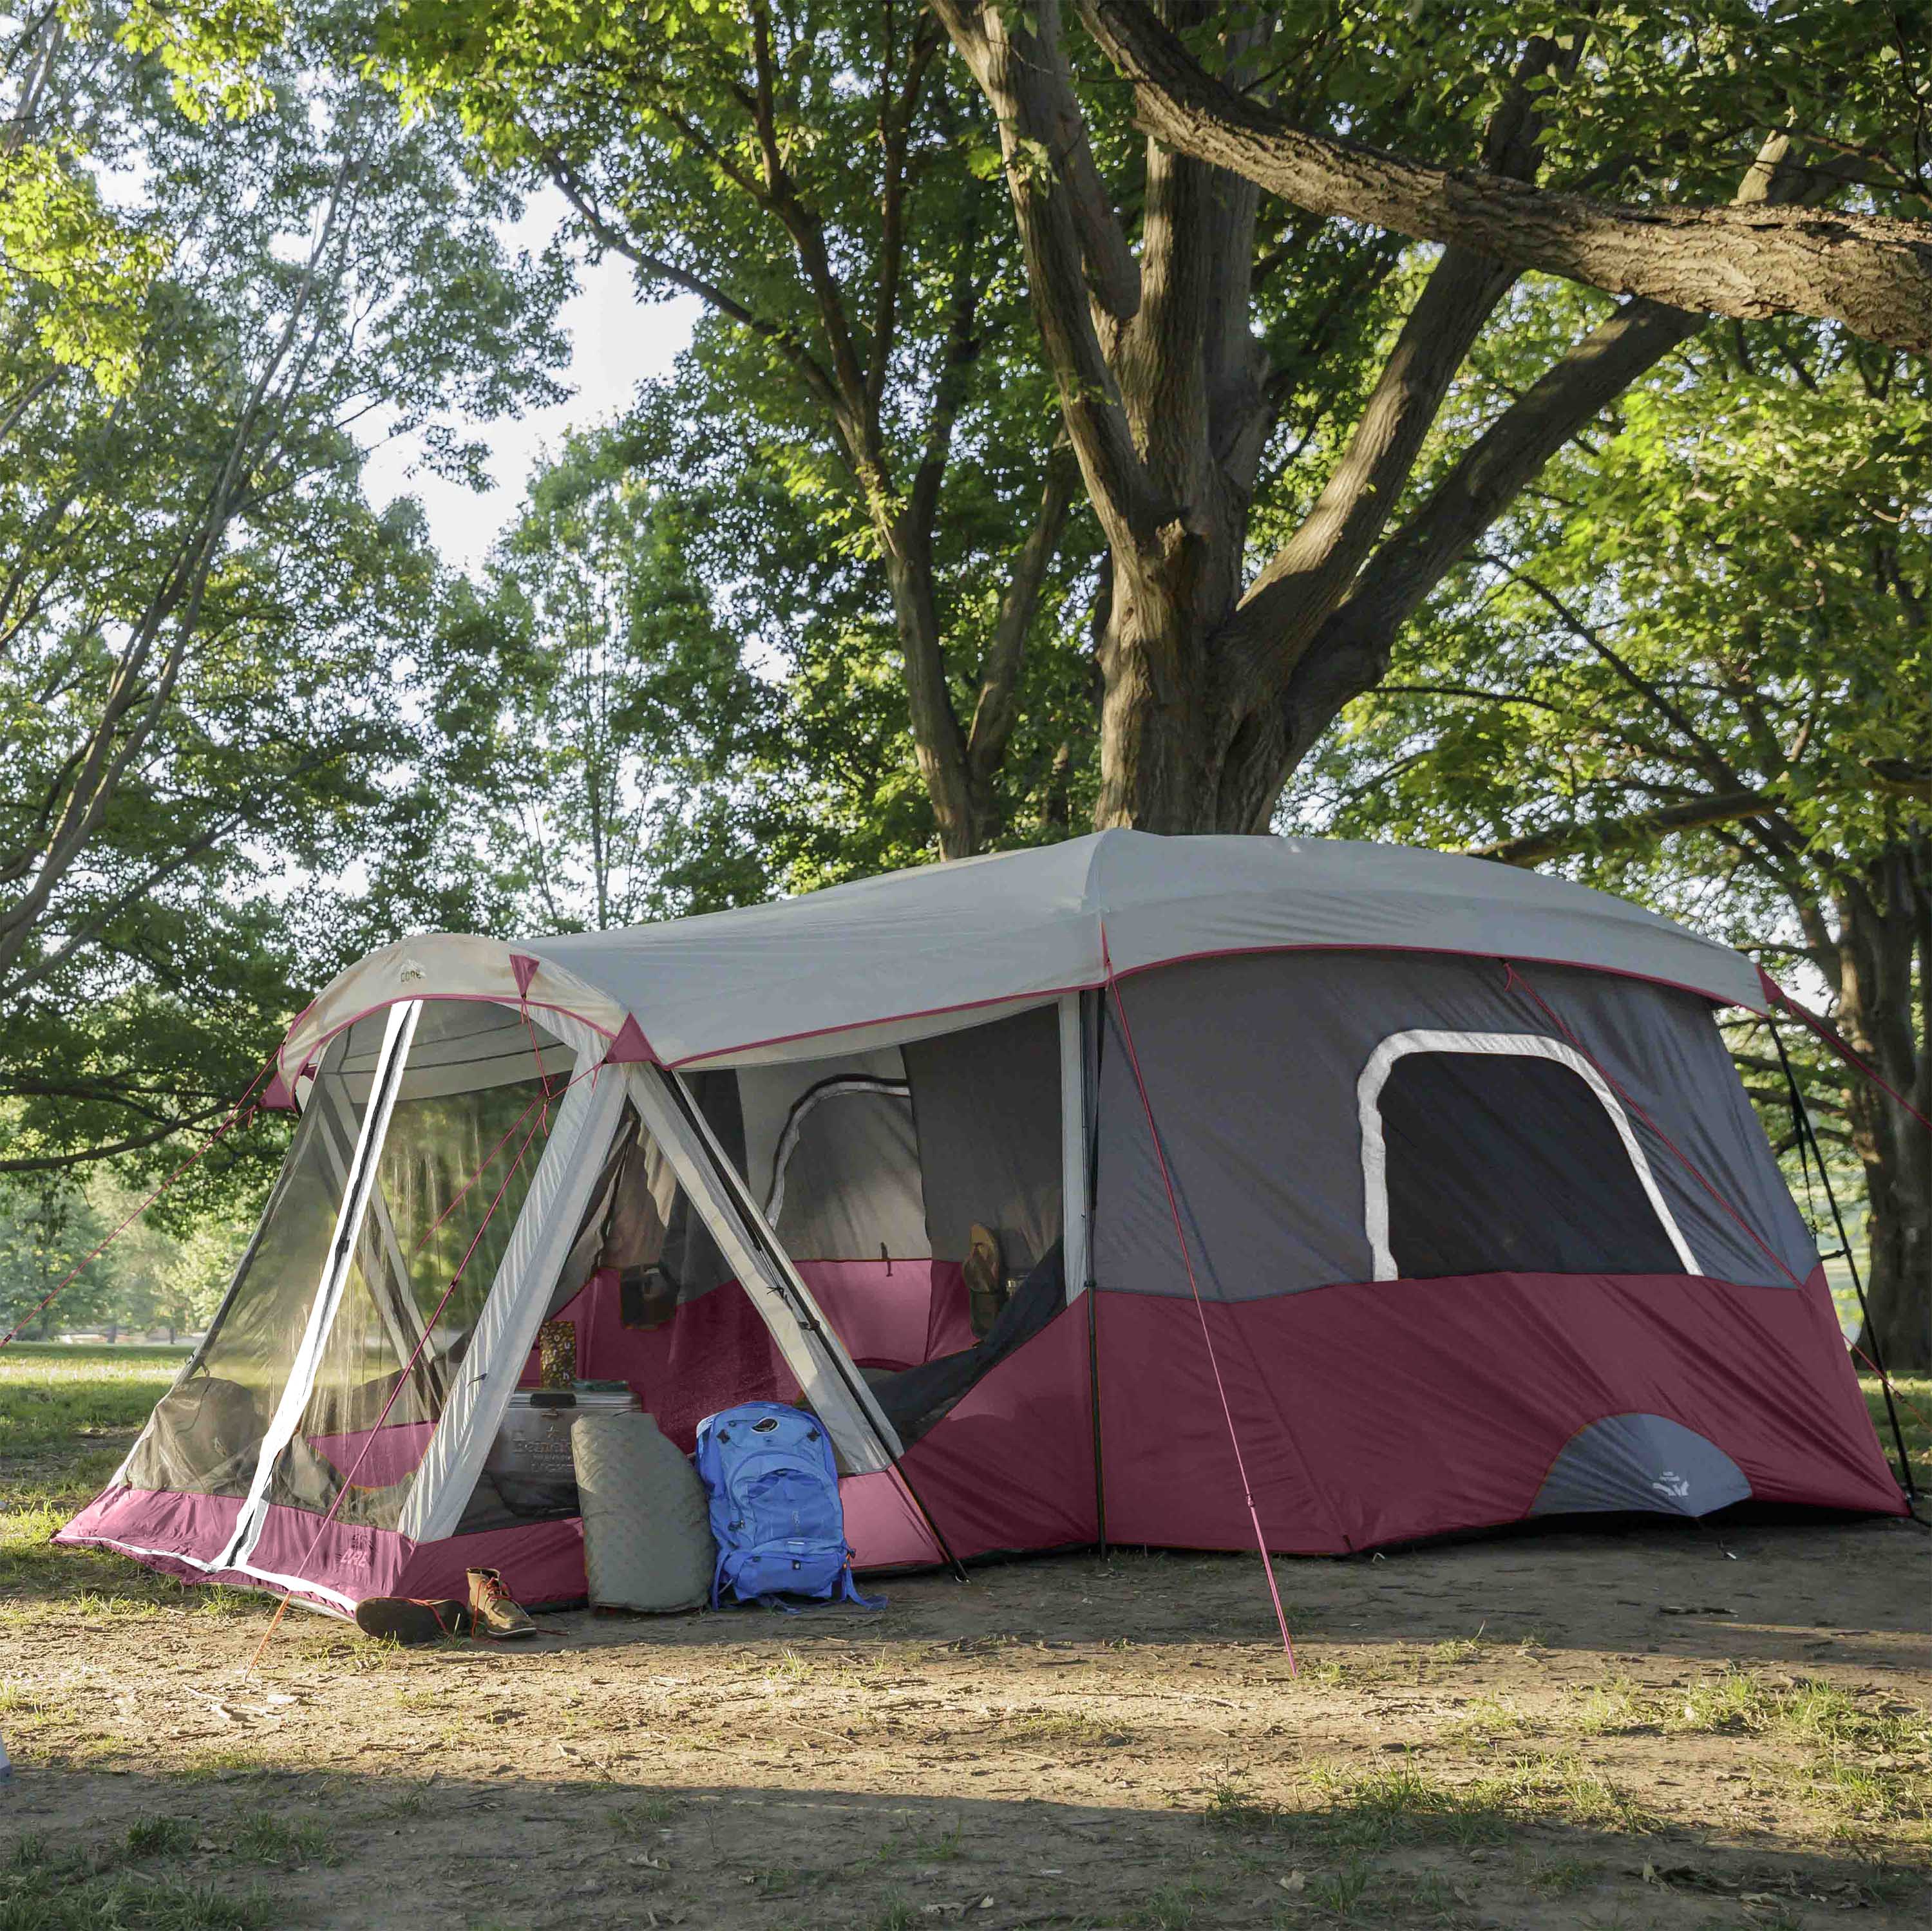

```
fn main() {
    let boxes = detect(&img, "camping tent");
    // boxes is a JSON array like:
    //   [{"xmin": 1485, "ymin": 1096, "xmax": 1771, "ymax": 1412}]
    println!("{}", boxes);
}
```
[{"xmin": 59, "ymin": 832, "xmax": 1904, "ymax": 1616}]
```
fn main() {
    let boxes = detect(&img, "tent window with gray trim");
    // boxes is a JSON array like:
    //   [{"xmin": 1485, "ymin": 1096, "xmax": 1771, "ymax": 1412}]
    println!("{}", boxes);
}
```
[{"xmin": 1358, "ymin": 1031, "xmax": 1700, "ymax": 1281}]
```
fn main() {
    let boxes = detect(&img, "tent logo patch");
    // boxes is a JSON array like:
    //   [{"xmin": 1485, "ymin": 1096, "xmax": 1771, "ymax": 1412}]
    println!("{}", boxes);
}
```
[{"xmin": 1651, "ymin": 1471, "xmax": 1692, "ymax": 1500}]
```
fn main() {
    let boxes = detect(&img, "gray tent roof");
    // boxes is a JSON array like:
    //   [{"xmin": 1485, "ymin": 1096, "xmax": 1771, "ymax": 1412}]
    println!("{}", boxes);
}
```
[{"xmin": 279, "ymin": 831, "xmax": 1765, "ymax": 1081}]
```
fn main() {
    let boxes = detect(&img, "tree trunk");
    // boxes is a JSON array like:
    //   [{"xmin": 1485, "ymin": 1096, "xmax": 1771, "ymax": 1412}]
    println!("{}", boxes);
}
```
[{"xmin": 1834, "ymin": 846, "xmax": 1932, "ymax": 1371}]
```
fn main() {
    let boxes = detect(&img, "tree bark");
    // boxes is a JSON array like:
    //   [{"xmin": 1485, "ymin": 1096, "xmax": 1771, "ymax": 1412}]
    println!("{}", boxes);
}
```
[
  {"xmin": 1077, "ymin": 0, "xmax": 1932, "ymax": 357},
  {"xmin": 1833, "ymin": 847, "xmax": 1932, "ymax": 1372}
]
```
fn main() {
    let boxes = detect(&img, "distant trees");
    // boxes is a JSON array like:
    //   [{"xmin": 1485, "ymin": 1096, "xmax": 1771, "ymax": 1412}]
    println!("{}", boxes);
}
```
[{"xmin": 384, "ymin": 0, "xmax": 1099, "ymax": 859}]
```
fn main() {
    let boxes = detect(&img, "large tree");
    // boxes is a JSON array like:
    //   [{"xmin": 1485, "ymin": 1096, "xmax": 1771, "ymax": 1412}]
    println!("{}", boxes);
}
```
[
  {"xmin": 384, "ymin": 0, "xmax": 1097, "ymax": 858},
  {"xmin": 928, "ymin": 1, "xmax": 1924, "ymax": 831},
  {"xmin": 1287, "ymin": 308, "xmax": 1930, "ymax": 1364}
]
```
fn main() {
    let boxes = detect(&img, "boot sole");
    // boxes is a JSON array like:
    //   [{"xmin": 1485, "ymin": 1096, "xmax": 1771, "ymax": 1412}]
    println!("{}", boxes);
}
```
[{"xmin": 354, "ymin": 1599, "xmax": 473, "ymax": 1644}]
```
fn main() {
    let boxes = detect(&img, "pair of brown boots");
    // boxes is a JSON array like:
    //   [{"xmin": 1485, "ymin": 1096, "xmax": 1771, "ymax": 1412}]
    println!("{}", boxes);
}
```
[{"xmin": 352, "ymin": 1567, "xmax": 536, "ymax": 1646}]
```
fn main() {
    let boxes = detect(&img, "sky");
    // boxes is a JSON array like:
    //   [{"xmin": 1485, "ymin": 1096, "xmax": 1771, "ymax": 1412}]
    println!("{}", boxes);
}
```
[{"xmin": 359, "ymin": 187, "xmax": 701, "ymax": 578}]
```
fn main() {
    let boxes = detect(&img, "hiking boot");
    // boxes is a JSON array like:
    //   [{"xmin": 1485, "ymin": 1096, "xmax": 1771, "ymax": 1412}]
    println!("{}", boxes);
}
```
[
  {"xmin": 466, "ymin": 1567, "xmax": 538, "ymax": 1639},
  {"xmin": 354, "ymin": 1596, "xmax": 473, "ymax": 1645},
  {"xmin": 963, "ymin": 1222, "xmax": 1007, "ymax": 1338}
]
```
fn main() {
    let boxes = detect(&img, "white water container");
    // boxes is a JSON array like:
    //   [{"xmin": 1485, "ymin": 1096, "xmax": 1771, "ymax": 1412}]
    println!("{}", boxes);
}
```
[{"xmin": 571, "ymin": 1409, "xmax": 715, "ymax": 1613}]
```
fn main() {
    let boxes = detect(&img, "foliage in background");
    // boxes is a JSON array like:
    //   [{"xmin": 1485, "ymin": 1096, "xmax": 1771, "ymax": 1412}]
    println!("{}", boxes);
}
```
[
  {"xmin": 379, "ymin": 0, "xmax": 1103, "ymax": 861},
  {"xmin": 0, "ymin": 5, "xmax": 570, "ymax": 1206}
]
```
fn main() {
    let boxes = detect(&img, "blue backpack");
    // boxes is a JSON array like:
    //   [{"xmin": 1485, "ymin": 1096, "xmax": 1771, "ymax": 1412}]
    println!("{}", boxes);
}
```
[{"xmin": 692, "ymin": 1402, "xmax": 878, "ymax": 1609}]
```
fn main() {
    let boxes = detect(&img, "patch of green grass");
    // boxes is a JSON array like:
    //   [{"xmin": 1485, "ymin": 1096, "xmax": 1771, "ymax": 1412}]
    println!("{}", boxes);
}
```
[
  {"xmin": 126, "ymin": 1818, "xmax": 197, "ymax": 1860},
  {"xmin": 175, "ymin": 1750, "xmax": 263, "ymax": 1782},
  {"xmin": 0, "ymin": 1862, "xmax": 281, "ymax": 1931},
  {"xmin": 1519, "ymin": 1853, "xmax": 1601, "ymax": 1896},
  {"xmin": 1567, "ymin": 1665, "xmax": 1931, "ymax": 1832},
  {"xmin": 1443, "ymin": 1695, "xmax": 1533, "ymax": 1742},
  {"xmin": 1291, "ymin": 1753, "xmax": 1656, "ymax": 1851},
  {"xmin": 227, "ymin": 1813, "xmax": 331, "ymax": 1867},
  {"xmin": 1303, "ymin": 1856, "xmax": 1373, "ymax": 1920},
  {"xmin": 1861, "ymin": 1373, "xmax": 1931, "ymax": 1493},
  {"xmin": 0, "ymin": 1344, "xmax": 202, "ymax": 1619},
  {"xmin": 870, "ymin": 1900, "xmax": 918, "ymax": 1931},
  {"xmin": 1135, "ymin": 1885, "xmax": 1206, "ymax": 1929}
]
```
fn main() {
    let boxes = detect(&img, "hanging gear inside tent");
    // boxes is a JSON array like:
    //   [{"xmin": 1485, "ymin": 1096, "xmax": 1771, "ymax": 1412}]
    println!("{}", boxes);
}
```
[{"xmin": 50, "ymin": 831, "xmax": 1909, "ymax": 1632}]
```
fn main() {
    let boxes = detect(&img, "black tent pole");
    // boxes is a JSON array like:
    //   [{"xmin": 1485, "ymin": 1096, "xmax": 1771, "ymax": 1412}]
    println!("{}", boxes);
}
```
[{"xmin": 1771, "ymin": 1019, "xmax": 1917, "ymax": 1501}]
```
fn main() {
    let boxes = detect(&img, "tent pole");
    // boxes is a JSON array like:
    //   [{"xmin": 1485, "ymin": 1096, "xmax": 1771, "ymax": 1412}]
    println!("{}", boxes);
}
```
[
  {"xmin": 657, "ymin": 1068, "xmax": 971, "ymax": 1582},
  {"xmin": 1771, "ymin": 1020, "xmax": 1917, "ymax": 1501}
]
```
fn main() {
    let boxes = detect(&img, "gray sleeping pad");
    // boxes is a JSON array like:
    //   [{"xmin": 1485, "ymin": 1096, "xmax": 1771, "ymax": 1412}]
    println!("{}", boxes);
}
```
[{"xmin": 571, "ymin": 1409, "xmax": 715, "ymax": 1612}]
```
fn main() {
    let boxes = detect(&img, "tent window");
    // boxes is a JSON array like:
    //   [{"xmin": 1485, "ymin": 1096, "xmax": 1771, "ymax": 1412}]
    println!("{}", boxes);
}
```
[
  {"xmin": 1358, "ymin": 1031, "xmax": 1698, "ymax": 1281},
  {"xmin": 267, "ymin": 1010, "xmax": 576, "ymax": 1530}
]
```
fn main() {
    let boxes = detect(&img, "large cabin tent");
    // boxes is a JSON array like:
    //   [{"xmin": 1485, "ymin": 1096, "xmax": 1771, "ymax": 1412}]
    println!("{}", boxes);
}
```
[{"xmin": 60, "ymin": 833, "xmax": 1904, "ymax": 1615}]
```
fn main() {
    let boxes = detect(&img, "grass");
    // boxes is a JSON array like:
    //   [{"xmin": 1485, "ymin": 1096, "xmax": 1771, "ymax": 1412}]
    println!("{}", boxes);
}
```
[
  {"xmin": 0, "ymin": 1342, "xmax": 205, "ymax": 1619},
  {"xmin": 1566, "ymin": 1664, "xmax": 1932, "ymax": 1839},
  {"xmin": 1207, "ymin": 1753, "xmax": 1662, "ymax": 1853},
  {"xmin": 227, "ymin": 1814, "xmax": 332, "ymax": 1867},
  {"xmin": 1, "ymin": 1828, "xmax": 285, "ymax": 1931},
  {"xmin": 1003, "ymin": 1707, "xmax": 1128, "ymax": 1749},
  {"xmin": 1862, "ymin": 1372, "xmax": 1931, "ymax": 1493}
]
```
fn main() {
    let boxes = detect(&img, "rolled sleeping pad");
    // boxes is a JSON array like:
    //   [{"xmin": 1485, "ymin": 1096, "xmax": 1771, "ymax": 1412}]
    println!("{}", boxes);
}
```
[{"xmin": 571, "ymin": 1409, "xmax": 716, "ymax": 1613}]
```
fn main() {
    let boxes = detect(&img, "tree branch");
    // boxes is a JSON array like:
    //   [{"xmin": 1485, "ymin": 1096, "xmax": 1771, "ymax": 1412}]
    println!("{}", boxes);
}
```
[
  {"xmin": 1468, "ymin": 787, "xmax": 1777, "ymax": 865},
  {"xmin": 967, "ymin": 437, "xmax": 1079, "ymax": 791},
  {"xmin": 1078, "ymin": 0, "xmax": 1932, "ymax": 356}
]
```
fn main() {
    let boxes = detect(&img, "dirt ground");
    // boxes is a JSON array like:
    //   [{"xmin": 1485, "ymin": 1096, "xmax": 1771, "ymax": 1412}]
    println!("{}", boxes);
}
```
[{"xmin": 5, "ymin": 1512, "xmax": 1929, "ymax": 1931}]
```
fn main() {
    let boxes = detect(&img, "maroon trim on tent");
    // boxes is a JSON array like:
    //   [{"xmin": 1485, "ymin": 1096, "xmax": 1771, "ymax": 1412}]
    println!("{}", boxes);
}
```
[
  {"xmin": 1098, "ymin": 939, "xmax": 1760, "ymax": 1013},
  {"xmin": 1094, "ymin": 1265, "xmax": 1902, "ymax": 1555},
  {"xmin": 510, "ymin": 952, "xmax": 540, "ymax": 1000},
  {"xmin": 601, "ymin": 1013, "xmax": 657, "ymax": 1064},
  {"xmin": 260, "ymin": 1068, "xmax": 298, "ymax": 1112},
  {"xmin": 277, "ymin": 933, "xmax": 1757, "ymax": 1090},
  {"xmin": 661, "ymin": 943, "xmax": 1757, "ymax": 1070}
]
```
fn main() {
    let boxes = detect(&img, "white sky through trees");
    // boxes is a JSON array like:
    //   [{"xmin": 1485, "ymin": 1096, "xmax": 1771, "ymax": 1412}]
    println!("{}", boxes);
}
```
[{"xmin": 360, "ymin": 188, "xmax": 698, "ymax": 574}]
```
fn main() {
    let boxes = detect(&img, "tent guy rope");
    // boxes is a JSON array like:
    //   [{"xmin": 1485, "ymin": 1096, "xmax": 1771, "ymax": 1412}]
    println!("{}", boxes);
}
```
[{"xmin": 1102, "ymin": 932, "xmax": 1299, "ymax": 1672}]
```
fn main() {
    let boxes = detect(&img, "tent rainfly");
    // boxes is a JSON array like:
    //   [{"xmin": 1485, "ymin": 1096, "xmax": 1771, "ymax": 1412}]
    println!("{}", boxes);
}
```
[{"xmin": 60, "ymin": 832, "xmax": 1904, "ymax": 1615}]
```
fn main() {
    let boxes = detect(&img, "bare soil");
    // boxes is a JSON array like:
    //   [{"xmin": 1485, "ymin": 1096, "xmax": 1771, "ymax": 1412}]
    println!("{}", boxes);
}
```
[{"xmin": 4, "ymin": 1514, "xmax": 1929, "ymax": 1930}]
